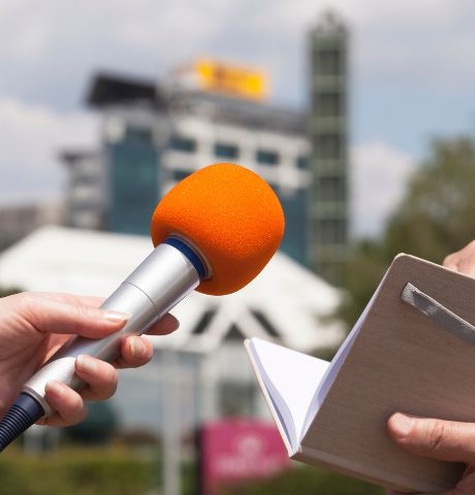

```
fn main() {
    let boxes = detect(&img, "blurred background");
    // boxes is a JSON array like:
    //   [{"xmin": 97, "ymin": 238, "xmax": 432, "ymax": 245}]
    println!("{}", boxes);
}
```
[{"xmin": 0, "ymin": 0, "xmax": 475, "ymax": 494}]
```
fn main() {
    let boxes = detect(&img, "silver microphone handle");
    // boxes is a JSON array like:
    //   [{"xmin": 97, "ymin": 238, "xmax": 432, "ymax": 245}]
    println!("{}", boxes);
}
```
[{"xmin": 22, "ymin": 242, "xmax": 200, "ymax": 416}]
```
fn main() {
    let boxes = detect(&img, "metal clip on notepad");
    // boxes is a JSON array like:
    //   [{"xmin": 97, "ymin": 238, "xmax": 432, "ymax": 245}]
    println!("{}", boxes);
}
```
[{"xmin": 401, "ymin": 283, "xmax": 475, "ymax": 345}]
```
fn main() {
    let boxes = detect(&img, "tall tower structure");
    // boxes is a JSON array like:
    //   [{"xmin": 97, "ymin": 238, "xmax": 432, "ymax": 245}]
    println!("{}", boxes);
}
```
[{"xmin": 308, "ymin": 11, "xmax": 349, "ymax": 286}]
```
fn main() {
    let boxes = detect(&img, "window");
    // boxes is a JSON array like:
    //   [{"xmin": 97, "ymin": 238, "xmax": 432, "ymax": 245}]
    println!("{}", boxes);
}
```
[
  {"xmin": 126, "ymin": 126, "xmax": 153, "ymax": 144},
  {"xmin": 107, "ymin": 139, "xmax": 158, "ymax": 235},
  {"xmin": 313, "ymin": 134, "xmax": 342, "ymax": 160},
  {"xmin": 315, "ymin": 48, "xmax": 341, "ymax": 76},
  {"xmin": 172, "ymin": 170, "xmax": 191, "ymax": 182},
  {"xmin": 169, "ymin": 135, "xmax": 197, "ymax": 153},
  {"xmin": 191, "ymin": 309, "xmax": 216, "ymax": 335},
  {"xmin": 320, "ymin": 176, "xmax": 347, "ymax": 202},
  {"xmin": 276, "ymin": 188, "xmax": 309, "ymax": 265},
  {"xmin": 219, "ymin": 382, "xmax": 256, "ymax": 417},
  {"xmin": 214, "ymin": 142, "xmax": 239, "ymax": 159},
  {"xmin": 319, "ymin": 218, "xmax": 347, "ymax": 245},
  {"xmin": 251, "ymin": 310, "xmax": 279, "ymax": 337},
  {"xmin": 296, "ymin": 155, "xmax": 309, "ymax": 169},
  {"xmin": 314, "ymin": 92, "xmax": 344, "ymax": 117},
  {"xmin": 73, "ymin": 174, "xmax": 96, "ymax": 187},
  {"xmin": 256, "ymin": 149, "xmax": 279, "ymax": 165}
]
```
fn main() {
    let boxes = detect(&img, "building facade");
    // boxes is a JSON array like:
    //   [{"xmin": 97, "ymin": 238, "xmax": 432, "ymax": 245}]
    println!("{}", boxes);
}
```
[
  {"xmin": 65, "ymin": 79, "xmax": 312, "ymax": 266},
  {"xmin": 308, "ymin": 11, "xmax": 350, "ymax": 285},
  {"xmin": 0, "ymin": 201, "xmax": 63, "ymax": 250}
]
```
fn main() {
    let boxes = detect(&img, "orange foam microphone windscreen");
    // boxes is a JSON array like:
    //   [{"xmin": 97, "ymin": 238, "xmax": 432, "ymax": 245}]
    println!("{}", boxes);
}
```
[{"xmin": 151, "ymin": 163, "xmax": 285, "ymax": 295}]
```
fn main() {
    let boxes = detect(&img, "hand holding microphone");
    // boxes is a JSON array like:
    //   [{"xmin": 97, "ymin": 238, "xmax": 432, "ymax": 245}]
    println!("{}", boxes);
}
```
[
  {"xmin": 0, "ymin": 162, "xmax": 285, "ymax": 451},
  {"xmin": 0, "ymin": 293, "xmax": 179, "ymax": 426}
]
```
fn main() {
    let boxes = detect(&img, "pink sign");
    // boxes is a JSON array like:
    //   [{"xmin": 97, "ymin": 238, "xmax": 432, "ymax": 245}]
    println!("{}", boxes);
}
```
[{"xmin": 200, "ymin": 419, "xmax": 290, "ymax": 494}]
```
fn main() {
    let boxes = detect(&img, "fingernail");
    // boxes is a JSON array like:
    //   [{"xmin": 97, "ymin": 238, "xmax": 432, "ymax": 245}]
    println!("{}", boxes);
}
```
[
  {"xmin": 103, "ymin": 310, "xmax": 130, "ymax": 324},
  {"xmin": 392, "ymin": 413, "xmax": 415, "ymax": 437},
  {"xmin": 76, "ymin": 355, "xmax": 97, "ymax": 374},
  {"xmin": 130, "ymin": 337, "xmax": 146, "ymax": 359}
]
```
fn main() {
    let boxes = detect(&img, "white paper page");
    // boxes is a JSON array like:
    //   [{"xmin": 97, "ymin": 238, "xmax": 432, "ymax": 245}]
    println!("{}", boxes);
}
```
[{"xmin": 246, "ymin": 338, "xmax": 330, "ymax": 453}]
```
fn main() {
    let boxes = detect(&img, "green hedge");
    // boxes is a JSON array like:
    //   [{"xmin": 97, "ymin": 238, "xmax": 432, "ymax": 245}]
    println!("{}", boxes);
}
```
[
  {"xmin": 219, "ymin": 464, "xmax": 386, "ymax": 495},
  {"xmin": 0, "ymin": 448, "xmax": 155, "ymax": 495},
  {"xmin": 0, "ymin": 448, "xmax": 386, "ymax": 495}
]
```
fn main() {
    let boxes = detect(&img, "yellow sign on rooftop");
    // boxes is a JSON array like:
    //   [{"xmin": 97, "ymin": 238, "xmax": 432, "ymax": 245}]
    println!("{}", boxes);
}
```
[{"xmin": 194, "ymin": 58, "xmax": 268, "ymax": 101}]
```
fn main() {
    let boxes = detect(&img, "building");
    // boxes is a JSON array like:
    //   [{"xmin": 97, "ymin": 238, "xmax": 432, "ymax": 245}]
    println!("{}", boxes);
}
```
[
  {"xmin": 61, "ymin": 150, "xmax": 105, "ymax": 230},
  {"xmin": 0, "ymin": 201, "xmax": 63, "ymax": 250},
  {"xmin": 64, "ymin": 70, "xmax": 311, "ymax": 266},
  {"xmin": 308, "ymin": 11, "xmax": 350, "ymax": 285},
  {"xmin": 61, "ymin": 12, "xmax": 350, "ymax": 281}
]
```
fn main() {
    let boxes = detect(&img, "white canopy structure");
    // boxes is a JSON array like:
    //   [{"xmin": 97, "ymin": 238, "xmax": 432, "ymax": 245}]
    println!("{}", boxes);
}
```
[{"xmin": 0, "ymin": 226, "xmax": 344, "ymax": 353}]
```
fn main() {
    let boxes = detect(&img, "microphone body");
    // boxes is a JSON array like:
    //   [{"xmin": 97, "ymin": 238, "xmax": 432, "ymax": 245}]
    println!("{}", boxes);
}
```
[{"xmin": 24, "ymin": 238, "xmax": 203, "ymax": 415}]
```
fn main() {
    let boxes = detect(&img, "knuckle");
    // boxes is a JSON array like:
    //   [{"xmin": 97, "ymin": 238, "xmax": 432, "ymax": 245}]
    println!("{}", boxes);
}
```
[
  {"xmin": 13, "ymin": 292, "xmax": 47, "ymax": 329},
  {"xmin": 425, "ymin": 420, "xmax": 450, "ymax": 453},
  {"xmin": 443, "ymin": 253, "xmax": 455, "ymax": 264},
  {"xmin": 74, "ymin": 303, "xmax": 93, "ymax": 324},
  {"xmin": 14, "ymin": 291, "xmax": 37, "ymax": 314}
]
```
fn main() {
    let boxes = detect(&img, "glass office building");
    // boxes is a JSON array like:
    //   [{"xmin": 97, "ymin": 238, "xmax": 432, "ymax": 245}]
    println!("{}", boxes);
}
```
[{"xmin": 107, "ymin": 126, "xmax": 158, "ymax": 235}]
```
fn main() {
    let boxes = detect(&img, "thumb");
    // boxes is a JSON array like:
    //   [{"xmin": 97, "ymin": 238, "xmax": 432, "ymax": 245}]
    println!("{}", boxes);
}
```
[{"xmin": 388, "ymin": 413, "xmax": 475, "ymax": 464}]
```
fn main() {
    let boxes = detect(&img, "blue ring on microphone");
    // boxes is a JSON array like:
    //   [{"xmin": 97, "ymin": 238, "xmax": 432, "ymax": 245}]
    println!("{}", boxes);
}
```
[{"xmin": 164, "ymin": 237, "xmax": 207, "ymax": 280}]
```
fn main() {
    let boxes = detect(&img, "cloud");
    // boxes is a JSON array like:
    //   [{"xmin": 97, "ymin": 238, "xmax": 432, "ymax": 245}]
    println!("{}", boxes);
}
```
[
  {"xmin": 351, "ymin": 141, "xmax": 416, "ymax": 238},
  {"xmin": 0, "ymin": 0, "xmax": 474, "ymax": 111},
  {"xmin": 0, "ymin": 98, "xmax": 98, "ymax": 204},
  {"xmin": 322, "ymin": 0, "xmax": 475, "ymax": 89}
]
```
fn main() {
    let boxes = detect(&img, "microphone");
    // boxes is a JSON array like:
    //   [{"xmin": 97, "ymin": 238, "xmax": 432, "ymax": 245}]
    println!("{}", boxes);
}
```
[{"xmin": 0, "ymin": 162, "xmax": 285, "ymax": 451}]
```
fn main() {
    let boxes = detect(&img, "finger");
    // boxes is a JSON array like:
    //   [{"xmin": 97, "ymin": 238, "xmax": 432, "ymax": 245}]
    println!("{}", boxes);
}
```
[
  {"xmin": 388, "ymin": 413, "xmax": 475, "ymax": 464},
  {"xmin": 454, "ymin": 260, "xmax": 475, "ymax": 277},
  {"xmin": 443, "ymin": 242, "xmax": 475, "ymax": 277},
  {"xmin": 144, "ymin": 313, "xmax": 180, "ymax": 336},
  {"xmin": 443, "ymin": 255, "xmax": 475, "ymax": 276},
  {"xmin": 23, "ymin": 294, "xmax": 178, "ymax": 337},
  {"xmin": 33, "ymin": 294, "xmax": 179, "ymax": 333},
  {"xmin": 75, "ymin": 355, "xmax": 118, "ymax": 401},
  {"xmin": 113, "ymin": 314, "xmax": 179, "ymax": 368},
  {"xmin": 450, "ymin": 468, "xmax": 475, "ymax": 495},
  {"xmin": 443, "ymin": 254, "xmax": 458, "ymax": 271},
  {"xmin": 38, "ymin": 380, "xmax": 88, "ymax": 426},
  {"xmin": 34, "ymin": 292, "xmax": 105, "ymax": 308},
  {"xmin": 15, "ymin": 293, "xmax": 130, "ymax": 338},
  {"xmin": 114, "ymin": 335, "xmax": 153, "ymax": 369}
]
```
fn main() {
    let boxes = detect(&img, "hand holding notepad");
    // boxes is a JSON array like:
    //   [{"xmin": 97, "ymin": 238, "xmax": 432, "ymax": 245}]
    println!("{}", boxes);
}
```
[{"xmin": 246, "ymin": 254, "xmax": 475, "ymax": 493}]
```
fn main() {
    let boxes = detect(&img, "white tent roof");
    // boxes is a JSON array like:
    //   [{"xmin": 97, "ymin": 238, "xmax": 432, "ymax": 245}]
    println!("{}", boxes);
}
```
[{"xmin": 0, "ymin": 226, "xmax": 344, "ymax": 352}]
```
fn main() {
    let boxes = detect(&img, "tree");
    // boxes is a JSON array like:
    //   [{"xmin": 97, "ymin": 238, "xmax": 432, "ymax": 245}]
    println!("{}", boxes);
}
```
[
  {"xmin": 383, "ymin": 136, "xmax": 475, "ymax": 261},
  {"xmin": 0, "ymin": 287, "xmax": 22, "ymax": 298},
  {"xmin": 341, "ymin": 135, "xmax": 475, "ymax": 327}
]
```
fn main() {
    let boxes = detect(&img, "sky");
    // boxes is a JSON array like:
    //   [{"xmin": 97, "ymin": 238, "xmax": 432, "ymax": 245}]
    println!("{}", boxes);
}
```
[{"xmin": 0, "ymin": 0, "xmax": 474, "ymax": 238}]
